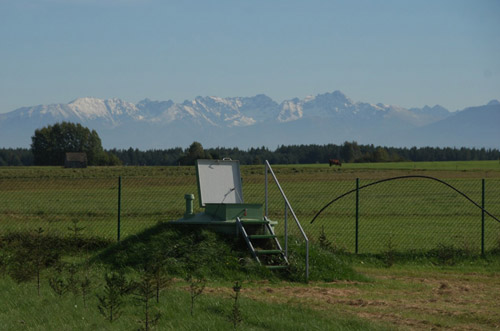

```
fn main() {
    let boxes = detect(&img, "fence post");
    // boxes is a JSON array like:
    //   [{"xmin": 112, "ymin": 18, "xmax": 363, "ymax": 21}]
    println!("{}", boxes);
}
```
[
  {"xmin": 355, "ymin": 178, "xmax": 359, "ymax": 254},
  {"xmin": 117, "ymin": 176, "xmax": 122, "ymax": 242},
  {"xmin": 481, "ymin": 179, "xmax": 485, "ymax": 256},
  {"xmin": 265, "ymin": 163, "xmax": 268, "ymax": 217},
  {"xmin": 284, "ymin": 202, "xmax": 288, "ymax": 258}
]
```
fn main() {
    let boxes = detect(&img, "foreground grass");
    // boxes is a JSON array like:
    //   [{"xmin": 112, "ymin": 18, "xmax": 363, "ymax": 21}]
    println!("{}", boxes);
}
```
[
  {"xmin": 0, "ymin": 273, "xmax": 390, "ymax": 331},
  {"xmin": 1, "ymin": 227, "xmax": 500, "ymax": 330},
  {"xmin": 2, "ymin": 258, "xmax": 499, "ymax": 330},
  {"xmin": 0, "ymin": 228, "xmax": 382, "ymax": 330}
]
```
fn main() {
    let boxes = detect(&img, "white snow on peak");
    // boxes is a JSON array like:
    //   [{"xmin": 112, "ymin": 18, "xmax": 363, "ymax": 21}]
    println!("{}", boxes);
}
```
[
  {"xmin": 225, "ymin": 115, "xmax": 256, "ymax": 127},
  {"xmin": 67, "ymin": 97, "xmax": 140, "ymax": 122},
  {"xmin": 209, "ymin": 96, "xmax": 227, "ymax": 103},
  {"xmin": 278, "ymin": 100, "xmax": 303, "ymax": 122},
  {"xmin": 304, "ymin": 95, "xmax": 315, "ymax": 102},
  {"xmin": 69, "ymin": 98, "xmax": 110, "ymax": 119}
]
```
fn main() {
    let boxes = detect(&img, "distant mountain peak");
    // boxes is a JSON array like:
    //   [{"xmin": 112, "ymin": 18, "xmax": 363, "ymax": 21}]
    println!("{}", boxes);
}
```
[
  {"xmin": 69, "ymin": 96, "xmax": 99, "ymax": 104},
  {"xmin": 3, "ymin": 90, "xmax": 496, "ymax": 149},
  {"xmin": 331, "ymin": 90, "xmax": 348, "ymax": 97},
  {"xmin": 315, "ymin": 90, "xmax": 351, "ymax": 103}
]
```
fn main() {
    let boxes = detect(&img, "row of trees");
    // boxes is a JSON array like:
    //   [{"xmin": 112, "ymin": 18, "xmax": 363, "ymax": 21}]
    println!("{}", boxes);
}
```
[
  {"xmin": 0, "ymin": 121, "xmax": 499, "ymax": 166},
  {"xmin": 109, "ymin": 141, "xmax": 500, "ymax": 166},
  {"xmin": 2, "ymin": 142, "xmax": 498, "ymax": 167},
  {"xmin": 0, "ymin": 148, "xmax": 34, "ymax": 166}
]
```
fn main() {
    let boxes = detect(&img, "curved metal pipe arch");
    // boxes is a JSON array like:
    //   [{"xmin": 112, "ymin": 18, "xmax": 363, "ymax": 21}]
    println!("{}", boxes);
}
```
[{"xmin": 310, "ymin": 175, "xmax": 500, "ymax": 225}]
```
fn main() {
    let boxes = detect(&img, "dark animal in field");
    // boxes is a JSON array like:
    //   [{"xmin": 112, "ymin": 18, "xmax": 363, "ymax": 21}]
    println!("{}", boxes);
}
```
[{"xmin": 329, "ymin": 159, "xmax": 342, "ymax": 167}]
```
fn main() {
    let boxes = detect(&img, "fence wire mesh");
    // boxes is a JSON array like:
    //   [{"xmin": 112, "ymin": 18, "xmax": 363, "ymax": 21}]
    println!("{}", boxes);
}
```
[
  {"xmin": 1, "ymin": 166, "xmax": 499, "ymax": 254},
  {"xmin": 273, "ymin": 173, "xmax": 500, "ymax": 254}
]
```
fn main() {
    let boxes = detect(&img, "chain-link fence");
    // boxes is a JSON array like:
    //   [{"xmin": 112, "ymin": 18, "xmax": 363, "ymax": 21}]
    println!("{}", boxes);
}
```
[
  {"xmin": 272, "ymin": 171, "xmax": 500, "ymax": 254},
  {"xmin": 1, "ymin": 166, "xmax": 499, "ymax": 254}
]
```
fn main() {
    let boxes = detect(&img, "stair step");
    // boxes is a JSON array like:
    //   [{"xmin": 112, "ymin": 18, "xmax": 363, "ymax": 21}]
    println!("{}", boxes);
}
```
[
  {"xmin": 265, "ymin": 265, "xmax": 289, "ymax": 270},
  {"xmin": 248, "ymin": 234, "xmax": 277, "ymax": 239},
  {"xmin": 240, "ymin": 219, "xmax": 269, "ymax": 225},
  {"xmin": 255, "ymin": 249, "xmax": 282, "ymax": 255}
]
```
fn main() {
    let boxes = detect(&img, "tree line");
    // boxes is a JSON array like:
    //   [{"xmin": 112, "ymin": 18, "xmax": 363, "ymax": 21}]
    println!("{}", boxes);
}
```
[{"xmin": 2, "ymin": 141, "xmax": 499, "ymax": 166}]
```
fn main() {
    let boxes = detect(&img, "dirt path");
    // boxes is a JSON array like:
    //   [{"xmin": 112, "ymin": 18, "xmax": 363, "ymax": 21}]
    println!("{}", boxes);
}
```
[{"xmin": 233, "ymin": 268, "xmax": 500, "ymax": 330}]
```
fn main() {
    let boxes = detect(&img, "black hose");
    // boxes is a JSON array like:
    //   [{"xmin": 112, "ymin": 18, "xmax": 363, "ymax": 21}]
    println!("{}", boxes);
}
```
[{"xmin": 310, "ymin": 175, "xmax": 500, "ymax": 224}]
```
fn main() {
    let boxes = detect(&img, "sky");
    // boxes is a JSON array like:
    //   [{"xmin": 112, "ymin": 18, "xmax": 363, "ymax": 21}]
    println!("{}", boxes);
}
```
[{"xmin": 0, "ymin": 0, "xmax": 499, "ymax": 113}]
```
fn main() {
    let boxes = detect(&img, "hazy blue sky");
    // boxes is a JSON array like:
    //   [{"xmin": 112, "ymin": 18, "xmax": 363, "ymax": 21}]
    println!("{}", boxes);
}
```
[{"xmin": 1, "ymin": 0, "xmax": 499, "ymax": 113}]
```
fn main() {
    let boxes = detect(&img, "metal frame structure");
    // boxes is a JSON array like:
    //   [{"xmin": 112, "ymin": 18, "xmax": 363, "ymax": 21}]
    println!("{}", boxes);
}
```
[{"xmin": 264, "ymin": 160, "xmax": 309, "ymax": 282}]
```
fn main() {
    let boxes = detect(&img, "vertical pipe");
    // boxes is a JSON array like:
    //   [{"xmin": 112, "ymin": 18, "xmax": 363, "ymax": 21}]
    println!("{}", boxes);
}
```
[
  {"xmin": 481, "ymin": 179, "xmax": 485, "ymax": 256},
  {"xmin": 284, "ymin": 203, "xmax": 288, "ymax": 258},
  {"xmin": 117, "ymin": 176, "xmax": 122, "ymax": 242},
  {"xmin": 355, "ymin": 178, "xmax": 359, "ymax": 254},
  {"xmin": 305, "ymin": 240, "xmax": 309, "ymax": 283},
  {"xmin": 184, "ymin": 194, "xmax": 194, "ymax": 218},
  {"xmin": 265, "ymin": 162, "xmax": 268, "ymax": 217}
]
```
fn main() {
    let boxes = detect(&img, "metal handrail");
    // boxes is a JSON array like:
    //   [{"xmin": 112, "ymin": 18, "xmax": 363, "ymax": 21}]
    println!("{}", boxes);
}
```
[{"xmin": 265, "ymin": 160, "xmax": 309, "ymax": 282}]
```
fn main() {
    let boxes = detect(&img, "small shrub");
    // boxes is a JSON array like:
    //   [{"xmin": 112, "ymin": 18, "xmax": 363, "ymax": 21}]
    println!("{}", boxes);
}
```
[
  {"xmin": 81, "ymin": 273, "xmax": 92, "ymax": 308},
  {"xmin": 186, "ymin": 274, "xmax": 206, "ymax": 317},
  {"xmin": 96, "ymin": 271, "xmax": 134, "ymax": 323},
  {"xmin": 6, "ymin": 228, "xmax": 60, "ymax": 296},
  {"xmin": 1, "ymin": 231, "xmax": 110, "ymax": 255},
  {"xmin": 318, "ymin": 226, "xmax": 332, "ymax": 251},
  {"xmin": 382, "ymin": 234, "xmax": 396, "ymax": 268},
  {"xmin": 482, "ymin": 233, "xmax": 500, "ymax": 255},
  {"xmin": 432, "ymin": 243, "xmax": 467, "ymax": 266},
  {"xmin": 48, "ymin": 264, "xmax": 68, "ymax": 298},
  {"xmin": 66, "ymin": 263, "xmax": 81, "ymax": 303},
  {"xmin": 134, "ymin": 270, "xmax": 161, "ymax": 331},
  {"xmin": 229, "ymin": 281, "xmax": 243, "ymax": 330},
  {"xmin": 316, "ymin": 227, "xmax": 347, "ymax": 254},
  {"xmin": 147, "ymin": 246, "xmax": 172, "ymax": 303},
  {"xmin": 68, "ymin": 219, "xmax": 85, "ymax": 241}
]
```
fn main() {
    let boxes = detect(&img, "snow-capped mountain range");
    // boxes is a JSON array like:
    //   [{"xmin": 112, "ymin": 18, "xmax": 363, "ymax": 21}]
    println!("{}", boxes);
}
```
[{"xmin": 1, "ymin": 91, "xmax": 499, "ymax": 149}]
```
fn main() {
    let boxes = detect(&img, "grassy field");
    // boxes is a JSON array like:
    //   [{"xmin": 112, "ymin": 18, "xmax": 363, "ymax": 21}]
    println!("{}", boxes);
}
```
[
  {"xmin": 2, "ymin": 263, "xmax": 499, "ymax": 330},
  {"xmin": 0, "ymin": 276, "xmax": 390, "ymax": 331},
  {"xmin": 1, "ymin": 161, "xmax": 500, "ymax": 252},
  {"xmin": 1, "ymin": 162, "xmax": 500, "ymax": 330},
  {"xmin": 0, "ymin": 232, "xmax": 498, "ymax": 330},
  {"xmin": 279, "ymin": 160, "xmax": 500, "ymax": 171}
]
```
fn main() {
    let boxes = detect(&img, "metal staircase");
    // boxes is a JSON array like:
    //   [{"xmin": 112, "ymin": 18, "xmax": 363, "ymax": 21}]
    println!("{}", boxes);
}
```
[{"xmin": 236, "ymin": 217, "xmax": 289, "ymax": 270}]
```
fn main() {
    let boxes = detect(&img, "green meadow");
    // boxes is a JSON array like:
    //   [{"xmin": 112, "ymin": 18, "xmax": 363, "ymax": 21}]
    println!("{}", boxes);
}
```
[
  {"xmin": 1, "ymin": 161, "xmax": 500, "ymax": 330},
  {"xmin": 1, "ymin": 161, "xmax": 500, "ymax": 252},
  {"xmin": 280, "ymin": 159, "xmax": 500, "ymax": 171}
]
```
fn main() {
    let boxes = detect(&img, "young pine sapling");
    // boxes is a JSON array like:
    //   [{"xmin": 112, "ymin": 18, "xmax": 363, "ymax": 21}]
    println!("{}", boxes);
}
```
[
  {"xmin": 96, "ymin": 271, "xmax": 134, "ymax": 323},
  {"xmin": 186, "ymin": 274, "xmax": 206, "ymax": 317},
  {"xmin": 230, "ymin": 281, "xmax": 243, "ymax": 330},
  {"xmin": 48, "ymin": 264, "xmax": 68, "ymax": 298},
  {"xmin": 68, "ymin": 219, "xmax": 85, "ymax": 241},
  {"xmin": 134, "ymin": 271, "xmax": 161, "ymax": 331}
]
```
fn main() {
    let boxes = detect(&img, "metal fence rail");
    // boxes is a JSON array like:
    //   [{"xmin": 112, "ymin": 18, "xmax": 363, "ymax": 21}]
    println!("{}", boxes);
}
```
[
  {"xmin": 265, "ymin": 160, "xmax": 309, "ymax": 281},
  {"xmin": 1, "ymin": 167, "xmax": 499, "ymax": 255}
]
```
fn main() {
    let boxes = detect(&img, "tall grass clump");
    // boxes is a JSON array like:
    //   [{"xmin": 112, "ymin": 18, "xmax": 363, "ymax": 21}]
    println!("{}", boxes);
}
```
[{"xmin": 286, "ymin": 239, "xmax": 369, "ymax": 282}]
